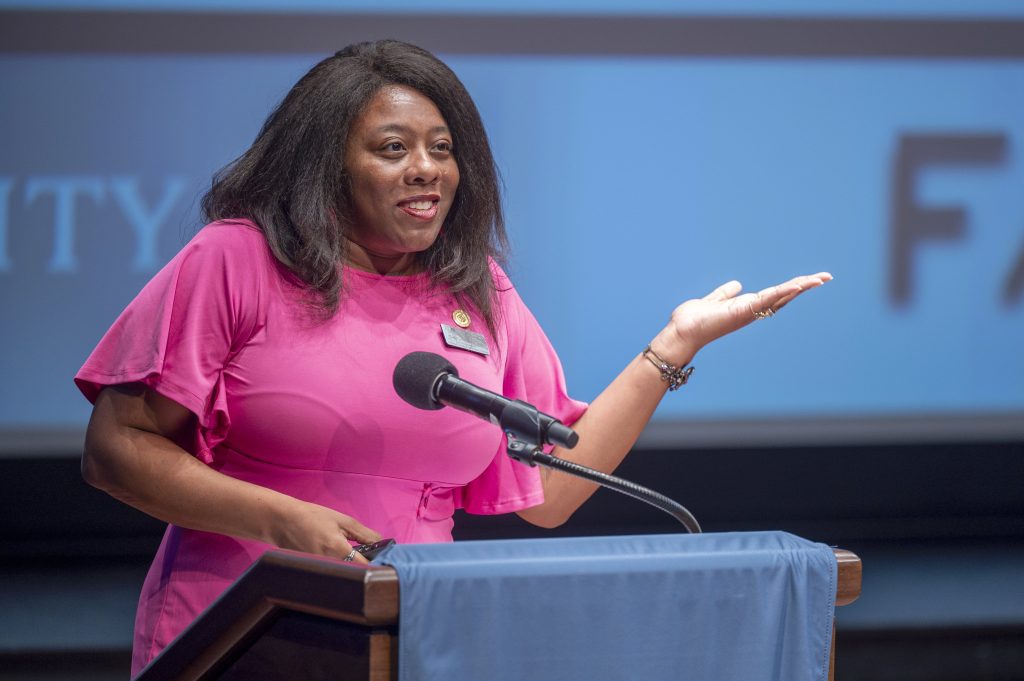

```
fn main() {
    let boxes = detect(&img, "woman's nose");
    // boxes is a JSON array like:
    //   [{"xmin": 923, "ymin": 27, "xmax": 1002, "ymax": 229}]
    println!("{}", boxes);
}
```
[{"xmin": 405, "ymin": 149, "xmax": 440, "ymax": 185}]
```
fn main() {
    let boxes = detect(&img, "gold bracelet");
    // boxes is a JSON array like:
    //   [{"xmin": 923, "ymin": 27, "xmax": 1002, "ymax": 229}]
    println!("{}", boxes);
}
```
[{"xmin": 642, "ymin": 344, "xmax": 694, "ymax": 391}]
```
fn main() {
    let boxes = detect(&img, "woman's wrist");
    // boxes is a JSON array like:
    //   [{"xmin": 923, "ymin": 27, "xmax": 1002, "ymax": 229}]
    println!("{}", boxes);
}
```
[
  {"xmin": 253, "ymin": 489, "xmax": 302, "ymax": 548},
  {"xmin": 648, "ymin": 323, "xmax": 698, "ymax": 369}
]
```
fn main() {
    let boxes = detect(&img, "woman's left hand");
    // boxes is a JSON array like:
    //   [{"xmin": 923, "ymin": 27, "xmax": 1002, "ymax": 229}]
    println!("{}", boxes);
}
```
[{"xmin": 654, "ymin": 272, "xmax": 833, "ymax": 365}]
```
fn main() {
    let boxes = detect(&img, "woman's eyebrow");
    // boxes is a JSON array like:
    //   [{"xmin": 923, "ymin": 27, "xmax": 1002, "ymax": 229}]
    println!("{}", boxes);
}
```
[{"xmin": 375, "ymin": 123, "xmax": 451, "ymax": 135}]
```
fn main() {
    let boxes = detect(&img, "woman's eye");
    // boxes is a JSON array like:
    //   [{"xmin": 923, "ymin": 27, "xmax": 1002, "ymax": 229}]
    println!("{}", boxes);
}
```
[
  {"xmin": 382, "ymin": 141, "xmax": 405, "ymax": 153},
  {"xmin": 434, "ymin": 141, "xmax": 453, "ymax": 153}
]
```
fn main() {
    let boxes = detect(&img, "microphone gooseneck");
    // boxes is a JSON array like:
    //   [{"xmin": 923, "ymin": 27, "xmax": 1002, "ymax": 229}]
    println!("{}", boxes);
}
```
[{"xmin": 507, "ymin": 442, "xmax": 702, "ymax": 533}]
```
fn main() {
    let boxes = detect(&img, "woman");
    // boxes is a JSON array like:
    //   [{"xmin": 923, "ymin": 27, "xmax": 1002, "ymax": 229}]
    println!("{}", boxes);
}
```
[{"xmin": 76, "ymin": 40, "xmax": 829, "ymax": 675}]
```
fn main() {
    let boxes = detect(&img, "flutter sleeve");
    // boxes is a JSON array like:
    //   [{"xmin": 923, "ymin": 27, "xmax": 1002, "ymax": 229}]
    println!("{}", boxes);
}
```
[
  {"xmin": 457, "ymin": 263, "xmax": 589, "ymax": 515},
  {"xmin": 74, "ymin": 221, "xmax": 264, "ymax": 462}
]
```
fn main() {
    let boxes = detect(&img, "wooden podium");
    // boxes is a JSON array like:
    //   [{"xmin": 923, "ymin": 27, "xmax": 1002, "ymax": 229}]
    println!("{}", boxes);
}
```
[{"xmin": 136, "ymin": 547, "xmax": 862, "ymax": 681}]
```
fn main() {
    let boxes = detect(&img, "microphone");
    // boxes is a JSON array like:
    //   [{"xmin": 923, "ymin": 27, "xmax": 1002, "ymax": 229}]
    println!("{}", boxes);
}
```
[
  {"xmin": 392, "ymin": 351, "xmax": 579, "ymax": 449},
  {"xmin": 392, "ymin": 351, "xmax": 701, "ymax": 532}
]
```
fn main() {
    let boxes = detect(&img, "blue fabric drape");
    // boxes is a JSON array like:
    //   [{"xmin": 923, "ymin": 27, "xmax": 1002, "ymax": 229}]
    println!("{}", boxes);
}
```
[{"xmin": 377, "ymin": 531, "xmax": 837, "ymax": 681}]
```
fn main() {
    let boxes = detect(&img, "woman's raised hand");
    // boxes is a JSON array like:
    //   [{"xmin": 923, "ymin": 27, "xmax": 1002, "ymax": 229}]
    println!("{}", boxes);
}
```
[{"xmin": 657, "ymin": 272, "xmax": 833, "ymax": 364}]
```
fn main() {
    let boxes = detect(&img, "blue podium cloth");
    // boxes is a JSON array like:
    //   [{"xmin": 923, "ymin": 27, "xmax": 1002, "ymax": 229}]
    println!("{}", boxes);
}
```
[{"xmin": 376, "ymin": 531, "xmax": 836, "ymax": 681}]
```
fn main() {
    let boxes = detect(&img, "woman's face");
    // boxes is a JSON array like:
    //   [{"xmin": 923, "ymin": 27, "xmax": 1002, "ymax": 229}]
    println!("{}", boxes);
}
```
[{"xmin": 343, "ymin": 84, "xmax": 460, "ymax": 274}]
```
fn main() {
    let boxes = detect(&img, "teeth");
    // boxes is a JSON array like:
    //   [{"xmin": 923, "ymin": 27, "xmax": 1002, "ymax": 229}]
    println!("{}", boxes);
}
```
[{"xmin": 404, "ymin": 200, "xmax": 433, "ymax": 210}]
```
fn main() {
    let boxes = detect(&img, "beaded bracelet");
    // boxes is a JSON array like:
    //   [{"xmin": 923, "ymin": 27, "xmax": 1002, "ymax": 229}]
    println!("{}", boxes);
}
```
[{"xmin": 642, "ymin": 344, "xmax": 695, "ymax": 391}]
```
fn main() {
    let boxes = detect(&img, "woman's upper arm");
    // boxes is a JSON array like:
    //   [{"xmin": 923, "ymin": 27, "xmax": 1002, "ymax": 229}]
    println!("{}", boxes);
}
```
[{"xmin": 82, "ymin": 384, "xmax": 195, "ymax": 489}]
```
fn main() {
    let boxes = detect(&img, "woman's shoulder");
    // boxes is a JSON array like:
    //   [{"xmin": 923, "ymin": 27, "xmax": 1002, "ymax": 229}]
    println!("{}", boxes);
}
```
[
  {"xmin": 188, "ymin": 218, "xmax": 266, "ymax": 252},
  {"xmin": 175, "ymin": 219, "xmax": 274, "ymax": 270},
  {"xmin": 487, "ymin": 257, "xmax": 515, "ymax": 293},
  {"xmin": 486, "ymin": 257, "xmax": 532, "ymax": 334},
  {"xmin": 155, "ymin": 219, "xmax": 278, "ymax": 297}
]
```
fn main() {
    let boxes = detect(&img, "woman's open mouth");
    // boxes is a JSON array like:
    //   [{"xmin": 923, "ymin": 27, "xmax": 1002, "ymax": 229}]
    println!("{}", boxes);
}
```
[{"xmin": 398, "ymin": 197, "xmax": 439, "ymax": 220}]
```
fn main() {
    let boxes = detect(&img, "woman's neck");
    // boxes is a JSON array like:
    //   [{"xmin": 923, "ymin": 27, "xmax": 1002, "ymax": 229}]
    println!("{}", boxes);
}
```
[{"xmin": 343, "ymin": 238, "xmax": 422, "ymax": 276}]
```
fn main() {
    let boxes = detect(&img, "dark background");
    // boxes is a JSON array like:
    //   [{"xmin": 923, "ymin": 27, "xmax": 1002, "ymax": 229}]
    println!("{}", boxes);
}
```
[{"xmin": 2, "ymin": 440, "xmax": 1022, "ymax": 680}]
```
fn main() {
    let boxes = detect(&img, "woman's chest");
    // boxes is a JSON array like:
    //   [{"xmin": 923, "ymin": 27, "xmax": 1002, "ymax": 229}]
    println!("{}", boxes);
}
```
[{"xmin": 218, "ymin": 284, "xmax": 507, "ymax": 484}]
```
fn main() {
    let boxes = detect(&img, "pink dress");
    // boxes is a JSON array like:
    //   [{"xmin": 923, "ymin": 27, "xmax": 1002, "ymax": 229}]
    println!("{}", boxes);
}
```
[{"xmin": 74, "ymin": 220, "xmax": 587, "ymax": 676}]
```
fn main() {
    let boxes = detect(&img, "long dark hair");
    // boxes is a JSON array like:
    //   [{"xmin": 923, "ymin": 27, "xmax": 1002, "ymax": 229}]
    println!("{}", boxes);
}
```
[{"xmin": 202, "ymin": 40, "xmax": 507, "ymax": 327}]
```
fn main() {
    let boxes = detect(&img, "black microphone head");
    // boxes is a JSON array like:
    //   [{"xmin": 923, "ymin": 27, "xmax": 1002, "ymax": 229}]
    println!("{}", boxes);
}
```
[{"xmin": 393, "ymin": 351, "xmax": 458, "ymax": 411}]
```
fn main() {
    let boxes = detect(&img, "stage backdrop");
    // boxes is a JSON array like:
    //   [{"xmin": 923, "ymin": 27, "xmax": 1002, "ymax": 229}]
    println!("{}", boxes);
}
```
[{"xmin": 1, "ymin": 1, "xmax": 1022, "ymax": 452}]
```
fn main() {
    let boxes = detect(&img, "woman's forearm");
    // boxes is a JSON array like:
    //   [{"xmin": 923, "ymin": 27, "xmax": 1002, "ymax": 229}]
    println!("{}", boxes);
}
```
[
  {"xmin": 83, "ymin": 387, "xmax": 296, "ymax": 544},
  {"xmin": 82, "ymin": 385, "xmax": 379, "ymax": 557},
  {"xmin": 516, "ymin": 325, "xmax": 694, "ymax": 528},
  {"xmin": 516, "ymin": 272, "xmax": 831, "ymax": 528}
]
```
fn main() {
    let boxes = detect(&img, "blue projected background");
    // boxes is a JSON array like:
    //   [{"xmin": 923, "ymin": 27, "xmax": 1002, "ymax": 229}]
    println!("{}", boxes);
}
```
[{"xmin": 0, "ymin": 3, "xmax": 1021, "ymax": 448}]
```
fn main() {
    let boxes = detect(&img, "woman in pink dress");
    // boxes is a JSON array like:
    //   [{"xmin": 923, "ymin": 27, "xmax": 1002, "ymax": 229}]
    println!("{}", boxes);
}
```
[{"xmin": 75, "ymin": 40, "xmax": 830, "ymax": 676}]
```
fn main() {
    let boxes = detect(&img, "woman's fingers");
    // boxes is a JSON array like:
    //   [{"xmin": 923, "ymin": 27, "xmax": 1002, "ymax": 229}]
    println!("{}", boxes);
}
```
[
  {"xmin": 345, "ymin": 545, "xmax": 371, "ymax": 565},
  {"xmin": 730, "ymin": 292, "xmax": 771, "ymax": 320},
  {"xmin": 340, "ymin": 518, "xmax": 382, "ymax": 546},
  {"xmin": 667, "ymin": 270, "xmax": 832, "ymax": 360},
  {"xmin": 704, "ymin": 273, "xmax": 830, "ymax": 312},
  {"xmin": 720, "ymin": 273, "xmax": 830, "ymax": 322},
  {"xmin": 337, "ymin": 520, "xmax": 379, "ymax": 564},
  {"xmin": 703, "ymin": 280, "xmax": 743, "ymax": 302},
  {"xmin": 754, "ymin": 273, "xmax": 832, "ymax": 313},
  {"xmin": 772, "ymin": 284, "xmax": 812, "ymax": 312}
]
